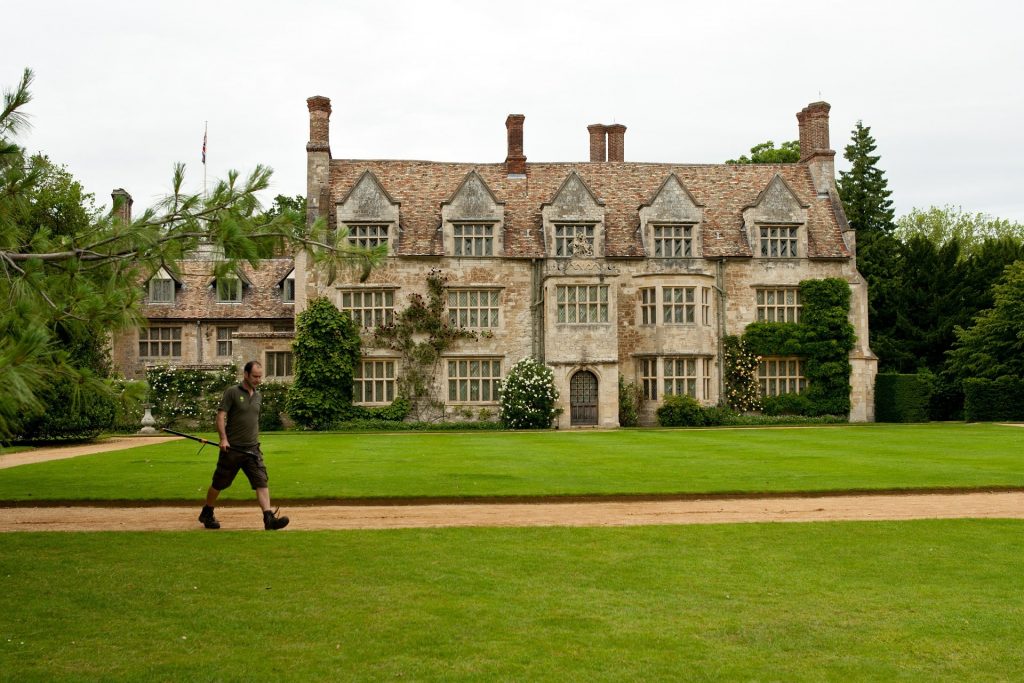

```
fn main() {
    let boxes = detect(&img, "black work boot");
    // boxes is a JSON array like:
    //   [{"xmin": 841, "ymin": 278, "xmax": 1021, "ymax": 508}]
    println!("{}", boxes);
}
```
[
  {"xmin": 263, "ymin": 508, "xmax": 289, "ymax": 531},
  {"xmin": 198, "ymin": 505, "xmax": 221, "ymax": 530}
]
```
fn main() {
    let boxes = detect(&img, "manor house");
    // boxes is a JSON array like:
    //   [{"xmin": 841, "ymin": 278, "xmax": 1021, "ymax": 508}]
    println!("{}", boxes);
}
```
[
  {"xmin": 113, "ymin": 98, "xmax": 877, "ymax": 426},
  {"xmin": 295, "ymin": 98, "xmax": 875, "ymax": 426}
]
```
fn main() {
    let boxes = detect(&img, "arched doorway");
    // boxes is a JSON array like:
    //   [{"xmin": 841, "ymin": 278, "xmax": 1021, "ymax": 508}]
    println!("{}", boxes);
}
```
[{"xmin": 570, "ymin": 370, "xmax": 598, "ymax": 426}]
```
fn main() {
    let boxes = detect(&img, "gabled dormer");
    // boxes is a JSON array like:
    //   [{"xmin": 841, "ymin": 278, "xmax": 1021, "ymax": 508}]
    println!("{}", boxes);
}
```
[
  {"xmin": 210, "ymin": 269, "xmax": 252, "ymax": 303},
  {"xmin": 441, "ymin": 171, "xmax": 505, "ymax": 257},
  {"xmin": 541, "ymin": 171, "xmax": 605, "ymax": 258},
  {"xmin": 743, "ymin": 174, "xmax": 810, "ymax": 258},
  {"xmin": 337, "ymin": 170, "xmax": 400, "ymax": 253},
  {"xmin": 639, "ymin": 174, "xmax": 704, "ymax": 258},
  {"xmin": 145, "ymin": 266, "xmax": 181, "ymax": 304}
]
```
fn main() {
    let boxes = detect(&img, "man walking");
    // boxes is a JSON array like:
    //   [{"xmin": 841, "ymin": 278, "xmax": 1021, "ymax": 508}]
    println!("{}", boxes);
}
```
[{"xmin": 198, "ymin": 360, "xmax": 289, "ymax": 530}]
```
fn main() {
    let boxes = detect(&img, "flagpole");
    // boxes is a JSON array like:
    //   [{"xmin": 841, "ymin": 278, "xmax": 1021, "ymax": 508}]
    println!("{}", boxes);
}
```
[{"xmin": 202, "ymin": 121, "xmax": 208, "ymax": 200}]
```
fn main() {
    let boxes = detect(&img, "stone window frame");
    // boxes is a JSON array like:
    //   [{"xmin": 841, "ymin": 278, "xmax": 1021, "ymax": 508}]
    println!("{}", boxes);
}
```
[
  {"xmin": 339, "ymin": 287, "xmax": 397, "ymax": 329},
  {"xmin": 702, "ymin": 358, "xmax": 713, "ymax": 399},
  {"xmin": 638, "ymin": 287, "xmax": 657, "ymax": 326},
  {"xmin": 265, "ymin": 351, "xmax": 294, "ymax": 379},
  {"xmin": 639, "ymin": 357, "xmax": 658, "ymax": 400},
  {"xmin": 663, "ymin": 357, "xmax": 699, "ymax": 398},
  {"xmin": 758, "ymin": 224, "xmax": 801, "ymax": 258},
  {"xmin": 346, "ymin": 223, "xmax": 391, "ymax": 250},
  {"xmin": 446, "ymin": 357, "xmax": 502, "ymax": 404},
  {"xmin": 651, "ymin": 223, "xmax": 695, "ymax": 258},
  {"xmin": 553, "ymin": 222, "xmax": 597, "ymax": 258},
  {"xmin": 354, "ymin": 358, "xmax": 398, "ymax": 405},
  {"xmin": 139, "ymin": 326, "xmax": 181, "ymax": 358},
  {"xmin": 636, "ymin": 354, "xmax": 714, "ymax": 402},
  {"xmin": 555, "ymin": 284, "xmax": 610, "ymax": 324},
  {"xmin": 216, "ymin": 326, "xmax": 237, "ymax": 357},
  {"xmin": 758, "ymin": 356, "xmax": 806, "ymax": 396},
  {"xmin": 756, "ymin": 287, "xmax": 801, "ymax": 323},
  {"xmin": 451, "ymin": 223, "xmax": 497, "ymax": 257},
  {"xmin": 701, "ymin": 287, "xmax": 712, "ymax": 326},
  {"xmin": 662, "ymin": 286, "xmax": 696, "ymax": 325},
  {"xmin": 743, "ymin": 175, "xmax": 810, "ymax": 260},
  {"xmin": 446, "ymin": 288, "xmax": 501, "ymax": 330}
]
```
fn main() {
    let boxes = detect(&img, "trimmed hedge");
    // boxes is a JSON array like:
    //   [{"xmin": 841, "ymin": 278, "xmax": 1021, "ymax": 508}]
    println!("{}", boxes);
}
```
[
  {"xmin": 963, "ymin": 377, "xmax": 1024, "ymax": 421},
  {"xmin": 875, "ymin": 374, "xmax": 934, "ymax": 423},
  {"xmin": 15, "ymin": 377, "xmax": 116, "ymax": 442}
]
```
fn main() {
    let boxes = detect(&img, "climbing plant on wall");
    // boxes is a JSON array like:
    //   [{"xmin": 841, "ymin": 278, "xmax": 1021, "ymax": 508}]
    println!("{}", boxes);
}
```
[
  {"xmin": 371, "ymin": 269, "xmax": 476, "ymax": 421},
  {"xmin": 742, "ymin": 277, "xmax": 855, "ymax": 416}
]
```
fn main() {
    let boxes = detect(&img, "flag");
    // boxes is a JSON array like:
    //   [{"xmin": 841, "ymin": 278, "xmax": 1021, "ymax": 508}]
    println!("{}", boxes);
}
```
[{"xmin": 202, "ymin": 125, "xmax": 207, "ymax": 165}]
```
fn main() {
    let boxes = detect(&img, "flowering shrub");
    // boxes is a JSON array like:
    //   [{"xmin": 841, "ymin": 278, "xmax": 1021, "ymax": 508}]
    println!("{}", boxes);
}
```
[
  {"xmin": 723, "ymin": 336, "xmax": 761, "ymax": 412},
  {"xmin": 498, "ymin": 357, "xmax": 559, "ymax": 429},
  {"xmin": 147, "ymin": 365, "xmax": 237, "ymax": 426}
]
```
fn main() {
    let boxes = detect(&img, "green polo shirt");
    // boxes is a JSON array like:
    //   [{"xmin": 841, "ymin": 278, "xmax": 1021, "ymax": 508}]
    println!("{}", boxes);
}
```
[{"xmin": 219, "ymin": 384, "xmax": 262, "ymax": 447}]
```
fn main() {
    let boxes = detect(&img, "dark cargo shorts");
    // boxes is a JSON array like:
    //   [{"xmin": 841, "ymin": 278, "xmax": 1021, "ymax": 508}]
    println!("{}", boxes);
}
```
[{"xmin": 211, "ymin": 445, "xmax": 269, "ymax": 491}]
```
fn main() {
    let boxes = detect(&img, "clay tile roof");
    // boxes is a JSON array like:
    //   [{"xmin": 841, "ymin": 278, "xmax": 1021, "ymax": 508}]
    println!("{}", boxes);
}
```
[
  {"xmin": 328, "ymin": 160, "xmax": 850, "ymax": 260},
  {"xmin": 142, "ymin": 258, "xmax": 296, "ymax": 320}
]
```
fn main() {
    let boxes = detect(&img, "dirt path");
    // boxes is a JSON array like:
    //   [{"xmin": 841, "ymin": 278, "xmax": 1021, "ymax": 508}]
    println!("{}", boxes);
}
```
[
  {"xmin": 0, "ymin": 436, "xmax": 183, "ymax": 469},
  {"xmin": 2, "ymin": 492, "xmax": 1022, "ymax": 532}
]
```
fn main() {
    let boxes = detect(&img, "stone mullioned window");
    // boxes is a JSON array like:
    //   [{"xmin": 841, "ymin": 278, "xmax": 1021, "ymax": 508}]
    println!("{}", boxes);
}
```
[
  {"xmin": 756, "ymin": 288, "xmax": 801, "ymax": 322},
  {"xmin": 139, "ymin": 326, "xmax": 181, "ymax": 358},
  {"xmin": 758, "ymin": 357, "xmax": 805, "ymax": 396},
  {"xmin": 354, "ymin": 359, "xmax": 396, "ymax": 404},
  {"xmin": 556, "ymin": 285, "xmax": 608, "ymax": 323},
  {"xmin": 652, "ymin": 224, "xmax": 694, "ymax": 257},
  {"xmin": 452, "ymin": 224, "xmax": 495, "ymax": 257},
  {"xmin": 447, "ymin": 289, "xmax": 500, "ymax": 329},
  {"xmin": 554, "ymin": 223, "xmax": 595, "ymax": 257},
  {"xmin": 340, "ymin": 289, "xmax": 395, "ymax": 328},
  {"xmin": 265, "ymin": 351, "xmax": 293, "ymax": 378},
  {"xmin": 759, "ymin": 226, "xmax": 799, "ymax": 257},
  {"xmin": 347, "ymin": 224, "xmax": 389, "ymax": 250},
  {"xmin": 447, "ymin": 358, "xmax": 501, "ymax": 403}
]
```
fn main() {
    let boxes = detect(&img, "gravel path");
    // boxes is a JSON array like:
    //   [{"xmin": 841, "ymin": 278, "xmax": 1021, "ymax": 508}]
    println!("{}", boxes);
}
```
[{"xmin": 2, "ymin": 492, "xmax": 1022, "ymax": 532}]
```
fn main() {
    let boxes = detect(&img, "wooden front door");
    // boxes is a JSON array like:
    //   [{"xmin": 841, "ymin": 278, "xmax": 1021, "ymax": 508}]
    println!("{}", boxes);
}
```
[{"xmin": 570, "ymin": 370, "xmax": 598, "ymax": 426}]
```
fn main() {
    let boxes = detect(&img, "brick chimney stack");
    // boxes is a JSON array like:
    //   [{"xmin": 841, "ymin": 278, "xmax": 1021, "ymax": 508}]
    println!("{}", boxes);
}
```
[
  {"xmin": 306, "ymin": 96, "xmax": 332, "ymax": 154},
  {"xmin": 796, "ymin": 101, "xmax": 832, "ymax": 161},
  {"xmin": 505, "ymin": 114, "xmax": 526, "ymax": 175},
  {"xmin": 588, "ymin": 124, "xmax": 607, "ymax": 162},
  {"xmin": 607, "ymin": 124, "xmax": 626, "ymax": 162},
  {"xmin": 796, "ymin": 101, "xmax": 836, "ymax": 196},
  {"xmin": 111, "ymin": 188, "xmax": 133, "ymax": 223}
]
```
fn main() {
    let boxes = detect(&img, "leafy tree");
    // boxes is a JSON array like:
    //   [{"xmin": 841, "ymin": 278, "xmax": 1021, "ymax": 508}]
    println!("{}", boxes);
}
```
[
  {"xmin": 0, "ymin": 68, "xmax": 384, "ymax": 440},
  {"xmin": 726, "ymin": 140, "xmax": 800, "ymax": 164},
  {"xmin": 895, "ymin": 205, "xmax": 1024, "ymax": 258},
  {"xmin": 946, "ymin": 260, "xmax": 1024, "ymax": 382},
  {"xmin": 287, "ymin": 297, "xmax": 362, "ymax": 429}
]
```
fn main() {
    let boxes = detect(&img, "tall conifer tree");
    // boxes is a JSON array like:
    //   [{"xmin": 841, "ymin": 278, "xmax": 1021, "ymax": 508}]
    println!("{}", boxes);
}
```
[{"xmin": 837, "ymin": 121, "xmax": 899, "ymax": 367}]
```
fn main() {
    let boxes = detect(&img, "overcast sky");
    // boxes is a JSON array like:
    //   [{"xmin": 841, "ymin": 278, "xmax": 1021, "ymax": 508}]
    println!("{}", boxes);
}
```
[{"xmin": 5, "ymin": 0, "xmax": 1023, "ymax": 222}]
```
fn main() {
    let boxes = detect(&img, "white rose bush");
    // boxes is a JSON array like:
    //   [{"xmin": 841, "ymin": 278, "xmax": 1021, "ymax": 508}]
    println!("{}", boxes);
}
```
[{"xmin": 498, "ymin": 357, "xmax": 559, "ymax": 429}]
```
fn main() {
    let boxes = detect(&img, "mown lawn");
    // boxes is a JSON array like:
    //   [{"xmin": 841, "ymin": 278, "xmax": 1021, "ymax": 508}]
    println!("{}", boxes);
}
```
[
  {"xmin": 1, "ymin": 520, "xmax": 1021, "ymax": 681},
  {"xmin": 0, "ymin": 423, "xmax": 1020, "ymax": 502}
]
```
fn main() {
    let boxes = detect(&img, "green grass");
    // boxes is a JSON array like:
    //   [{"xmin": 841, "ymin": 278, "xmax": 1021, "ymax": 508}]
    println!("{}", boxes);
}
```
[
  {"xmin": 0, "ymin": 423, "xmax": 1020, "ymax": 502},
  {"xmin": 1, "ymin": 520, "xmax": 1021, "ymax": 681}
]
